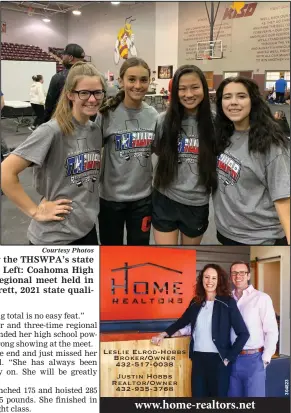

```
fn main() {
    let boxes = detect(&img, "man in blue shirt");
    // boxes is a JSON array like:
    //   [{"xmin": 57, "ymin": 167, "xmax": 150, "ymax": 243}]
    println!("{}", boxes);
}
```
[{"xmin": 275, "ymin": 75, "xmax": 287, "ymax": 104}]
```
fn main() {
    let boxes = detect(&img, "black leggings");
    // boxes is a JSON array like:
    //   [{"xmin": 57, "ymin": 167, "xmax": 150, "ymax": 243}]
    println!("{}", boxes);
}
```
[
  {"xmin": 98, "ymin": 195, "xmax": 152, "ymax": 245},
  {"xmin": 31, "ymin": 103, "xmax": 44, "ymax": 127}
]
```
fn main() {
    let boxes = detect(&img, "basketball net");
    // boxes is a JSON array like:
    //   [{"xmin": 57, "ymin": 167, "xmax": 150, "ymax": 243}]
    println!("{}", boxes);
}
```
[{"xmin": 202, "ymin": 50, "xmax": 212, "ymax": 65}]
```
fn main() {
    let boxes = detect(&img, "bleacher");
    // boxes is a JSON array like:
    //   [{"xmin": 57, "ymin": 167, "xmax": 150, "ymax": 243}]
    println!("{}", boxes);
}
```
[
  {"xmin": 48, "ymin": 46, "xmax": 63, "ymax": 58},
  {"xmin": 48, "ymin": 47, "xmax": 65, "ymax": 72},
  {"xmin": 1, "ymin": 42, "xmax": 55, "ymax": 61}
]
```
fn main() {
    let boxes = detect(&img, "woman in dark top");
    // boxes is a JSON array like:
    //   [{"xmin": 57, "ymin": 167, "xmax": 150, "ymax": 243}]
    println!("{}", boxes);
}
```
[{"xmin": 151, "ymin": 264, "xmax": 249, "ymax": 397}]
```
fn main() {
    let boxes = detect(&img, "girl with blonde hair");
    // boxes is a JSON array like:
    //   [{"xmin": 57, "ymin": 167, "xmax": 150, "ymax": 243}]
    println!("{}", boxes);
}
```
[{"xmin": 1, "ymin": 62, "xmax": 106, "ymax": 245}]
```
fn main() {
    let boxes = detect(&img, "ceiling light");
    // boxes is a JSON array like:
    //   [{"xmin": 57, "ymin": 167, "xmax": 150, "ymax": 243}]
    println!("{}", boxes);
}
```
[
  {"xmin": 111, "ymin": 2, "xmax": 120, "ymax": 4},
  {"xmin": 42, "ymin": 18, "xmax": 51, "ymax": 23},
  {"xmin": 72, "ymin": 10, "xmax": 81, "ymax": 15}
]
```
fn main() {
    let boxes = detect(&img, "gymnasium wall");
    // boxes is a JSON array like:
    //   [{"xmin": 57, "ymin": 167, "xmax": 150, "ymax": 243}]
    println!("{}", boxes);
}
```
[
  {"xmin": 178, "ymin": 2, "xmax": 290, "ymax": 75},
  {"xmin": 1, "ymin": 2, "xmax": 289, "ymax": 90},
  {"xmin": 67, "ymin": 2, "xmax": 156, "ymax": 78},
  {"xmin": 155, "ymin": 2, "xmax": 179, "ymax": 91},
  {"xmin": 1, "ymin": 9, "xmax": 68, "ymax": 51}
]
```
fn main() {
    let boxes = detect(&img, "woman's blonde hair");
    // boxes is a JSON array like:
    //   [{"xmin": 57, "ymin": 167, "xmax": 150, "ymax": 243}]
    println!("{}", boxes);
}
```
[{"xmin": 53, "ymin": 61, "xmax": 106, "ymax": 136}]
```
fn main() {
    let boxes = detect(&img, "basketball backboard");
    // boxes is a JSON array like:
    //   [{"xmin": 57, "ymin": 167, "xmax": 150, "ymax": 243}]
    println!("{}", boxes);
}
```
[{"xmin": 196, "ymin": 40, "xmax": 223, "ymax": 60}]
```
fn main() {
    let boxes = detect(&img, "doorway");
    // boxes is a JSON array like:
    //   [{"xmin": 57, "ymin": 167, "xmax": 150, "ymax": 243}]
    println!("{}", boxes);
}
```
[
  {"xmin": 258, "ymin": 259, "xmax": 281, "ymax": 356},
  {"xmin": 239, "ymin": 71, "xmax": 253, "ymax": 79}
]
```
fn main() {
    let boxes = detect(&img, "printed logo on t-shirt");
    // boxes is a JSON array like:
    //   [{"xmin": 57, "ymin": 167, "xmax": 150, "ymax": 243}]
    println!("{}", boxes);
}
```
[
  {"xmin": 65, "ymin": 150, "xmax": 101, "ymax": 190},
  {"xmin": 114, "ymin": 119, "xmax": 154, "ymax": 167},
  {"xmin": 177, "ymin": 125, "xmax": 199, "ymax": 175},
  {"xmin": 217, "ymin": 151, "xmax": 241, "ymax": 192}
]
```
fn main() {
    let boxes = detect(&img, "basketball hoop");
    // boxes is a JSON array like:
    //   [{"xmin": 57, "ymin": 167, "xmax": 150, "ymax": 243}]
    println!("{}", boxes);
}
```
[
  {"xmin": 202, "ymin": 51, "xmax": 212, "ymax": 65},
  {"xmin": 196, "ymin": 41, "xmax": 223, "ymax": 61}
]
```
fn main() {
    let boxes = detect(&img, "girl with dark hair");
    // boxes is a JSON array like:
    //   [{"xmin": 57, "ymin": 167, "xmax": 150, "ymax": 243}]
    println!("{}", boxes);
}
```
[
  {"xmin": 29, "ymin": 74, "xmax": 46, "ymax": 131},
  {"xmin": 151, "ymin": 264, "xmax": 249, "ymax": 397},
  {"xmin": 97, "ymin": 57, "xmax": 158, "ymax": 245},
  {"xmin": 214, "ymin": 76, "xmax": 290, "ymax": 245},
  {"xmin": 152, "ymin": 65, "xmax": 217, "ymax": 245}
]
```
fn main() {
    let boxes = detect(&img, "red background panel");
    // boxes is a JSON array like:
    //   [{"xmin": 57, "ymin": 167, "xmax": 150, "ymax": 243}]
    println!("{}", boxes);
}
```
[{"xmin": 100, "ymin": 246, "xmax": 196, "ymax": 321}]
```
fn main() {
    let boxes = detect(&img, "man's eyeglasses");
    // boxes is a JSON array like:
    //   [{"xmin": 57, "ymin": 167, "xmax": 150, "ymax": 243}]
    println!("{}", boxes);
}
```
[
  {"xmin": 72, "ymin": 90, "xmax": 105, "ymax": 100},
  {"xmin": 231, "ymin": 271, "xmax": 249, "ymax": 277}
]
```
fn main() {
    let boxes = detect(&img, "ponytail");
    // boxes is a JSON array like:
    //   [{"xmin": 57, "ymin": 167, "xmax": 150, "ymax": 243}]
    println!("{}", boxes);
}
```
[
  {"xmin": 32, "ymin": 75, "xmax": 42, "ymax": 82},
  {"xmin": 99, "ymin": 90, "xmax": 125, "ymax": 114}
]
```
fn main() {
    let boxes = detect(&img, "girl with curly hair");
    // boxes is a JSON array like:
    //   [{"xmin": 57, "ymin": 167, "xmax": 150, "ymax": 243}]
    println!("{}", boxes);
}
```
[
  {"xmin": 151, "ymin": 264, "xmax": 249, "ymax": 397},
  {"xmin": 214, "ymin": 77, "xmax": 290, "ymax": 245}
]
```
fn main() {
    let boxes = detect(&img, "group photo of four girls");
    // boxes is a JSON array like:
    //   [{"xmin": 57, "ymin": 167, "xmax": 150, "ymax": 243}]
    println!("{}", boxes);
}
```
[{"xmin": 1, "ymin": 57, "xmax": 290, "ymax": 246}]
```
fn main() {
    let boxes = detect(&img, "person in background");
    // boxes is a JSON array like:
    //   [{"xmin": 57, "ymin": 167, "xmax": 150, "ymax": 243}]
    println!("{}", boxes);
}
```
[
  {"xmin": 1, "ymin": 91, "xmax": 10, "ymax": 161},
  {"xmin": 151, "ymin": 264, "xmax": 249, "ymax": 397},
  {"xmin": 274, "ymin": 110, "xmax": 290, "ymax": 138},
  {"xmin": 106, "ymin": 79, "xmax": 118, "ymax": 98},
  {"xmin": 168, "ymin": 77, "xmax": 173, "ymax": 102},
  {"xmin": 275, "ymin": 75, "xmax": 287, "ymax": 104},
  {"xmin": 97, "ymin": 57, "xmax": 158, "ymax": 245},
  {"xmin": 29, "ymin": 75, "xmax": 46, "ymax": 131},
  {"xmin": 1, "ymin": 62, "xmax": 105, "ymax": 245},
  {"xmin": 228, "ymin": 261, "xmax": 278, "ymax": 397},
  {"xmin": 43, "ymin": 43, "xmax": 85, "ymax": 122},
  {"xmin": 149, "ymin": 77, "xmax": 157, "ymax": 94},
  {"xmin": 1, "ymin": 90, "xmax": 7, "ymax": 166},
  {"xmin": 1, "ymin": 90, "xmax": 4, "ymax": 110},
  {"xmin": 266, "ymin": 88, "xmax": 275, "ymax": 104},
  {"xmin": 214, "ymin": 76, "xmax": 290, "ymax": 245}
]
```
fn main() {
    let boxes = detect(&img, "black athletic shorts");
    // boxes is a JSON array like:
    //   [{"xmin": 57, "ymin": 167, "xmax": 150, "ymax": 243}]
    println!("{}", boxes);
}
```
[{"xmin": 152, "ymin": 189, "xmax": 209, "ymax": 238}]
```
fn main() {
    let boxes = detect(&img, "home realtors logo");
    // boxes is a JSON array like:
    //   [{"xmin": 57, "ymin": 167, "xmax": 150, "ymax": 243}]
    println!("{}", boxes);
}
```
[
  {"xmin": 100, "ymin": 247, "xmax": 196, "ymax": 321},
  {"xmin": 111, "ymin": 262, "xmax": 183, "ymax": 305}
]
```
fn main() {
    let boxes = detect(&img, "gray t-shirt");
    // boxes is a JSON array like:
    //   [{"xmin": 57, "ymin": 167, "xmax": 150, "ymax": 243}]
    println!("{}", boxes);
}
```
[
  {"xmin": 96, "ymin": 102, "xmax": 158, "ymax": 202},
  {"xmin": 12, "ymin": 119, "xmax": 102, "ymax": 245},
  {"xmin": 154, "ymin": 112, "xmax": 210, "ymax": 206},
  {"xmin": 213, "ymin": 130, "xmax": 290, "ymax": 244}
]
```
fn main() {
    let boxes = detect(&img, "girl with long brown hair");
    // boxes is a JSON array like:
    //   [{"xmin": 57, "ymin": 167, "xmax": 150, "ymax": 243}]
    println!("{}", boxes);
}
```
[
  {"xmin": 97, "ymin": 57, "xmax": 158, "ymax": 245},
  {"xmin": 152, "ymin": 65, "xmax": 217, "ymax": 246},
  {"xmin": 151, "ymin": 264, "xmax": 249, "ymax": 397},
  {"xmin": 214, "ymin": 77, "xmax": 290, "ymax": 245},
  {"xmin": 1, "ymin": 62, "xmax": 105, "ymax": 245}
]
